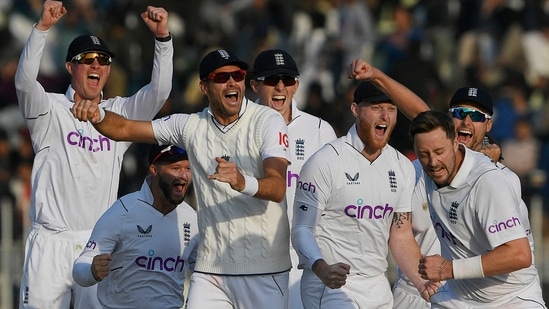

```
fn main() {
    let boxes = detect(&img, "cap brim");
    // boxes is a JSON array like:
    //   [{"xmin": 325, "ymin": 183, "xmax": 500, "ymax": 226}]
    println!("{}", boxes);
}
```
[
  {"xmin": 254, "ymin": 68, "xmax": 299, "ymax": 78},
  {"xmin": 354, "ymin": 94, "xmax": 392, "ymax": 103}
]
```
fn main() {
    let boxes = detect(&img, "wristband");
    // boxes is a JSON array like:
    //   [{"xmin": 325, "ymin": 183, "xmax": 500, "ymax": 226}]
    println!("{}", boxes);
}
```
[
  {"xmin": 155, "ymin": 33, "xmax": 171, "ymax": 42},
  {"xmin": 452, "ymin": 256, "xmax": 484, "ymax": 279},
  {"xmin": 241, "ymin": 175, "xmax": 259, "ymax": 196},
  {"xmin": 96, "ymin": 107, "xmax": 106, "ymax": 124}
]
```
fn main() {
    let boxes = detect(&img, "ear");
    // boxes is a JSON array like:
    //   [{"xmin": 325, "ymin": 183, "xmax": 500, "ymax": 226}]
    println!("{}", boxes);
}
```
[
  {"xmin": 65, "ymin": 62, "xmax": 73, "ymax": 74},
  {"xmin": 149, "ymin": 164, "xmax": 157, "ymax": 176},
  {"xmin": 199, "ymin": 80, "xmax": 208, "ymax": 95},
  {"xmin": 350, "ymin": 102, "xmax": 359, "ymax": 118},
  {"xmin": 249, "ymin": 79, "xmax": 259, "ymax": 93},
  {"xmin": 485, "ymin": 119, "xmax": 493, "ymax": 132}
]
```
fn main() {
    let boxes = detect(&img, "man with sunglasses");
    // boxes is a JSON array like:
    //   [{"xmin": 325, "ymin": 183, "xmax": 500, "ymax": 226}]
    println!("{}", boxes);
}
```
[
  {"xmin": 249, "ymin": 49, "xmax": 337, "ymax": 309},
  {"xmin": 72, "ymin": 48, "xmax": 292, "ymax": 309},
  {"xmin": 14, "ymin": 1, "xmax": 173, "ymax": 308},
  {"xmin": 348, "ymin": 59, "xmax": 539, "ymax": 308},
  {"xmin": 73, "ymin": 144, "xmax": 198, "ymax": 308}
]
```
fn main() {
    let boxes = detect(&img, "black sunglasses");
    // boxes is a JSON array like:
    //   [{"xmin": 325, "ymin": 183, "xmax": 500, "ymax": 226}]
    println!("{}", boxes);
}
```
[
  {"xmin": 256, "ymin": 75, "xmax": 297, "ymax": 87},
  {"xmin": 205, "ymin": 70, "xmax": 247, "ymax": 83},
  {"xmin": 449, "ymin": 107, "xmax": 491, "ymax": 123},
  {"xmin": 71, "ymin": 52, "xmax": 112, "ymax": 66}
]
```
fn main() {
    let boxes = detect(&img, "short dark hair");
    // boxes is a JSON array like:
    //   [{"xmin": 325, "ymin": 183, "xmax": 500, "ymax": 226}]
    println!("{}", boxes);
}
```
[{"xmin": 410, "ymin": 111, "xmax": 456, "ymax": 141}]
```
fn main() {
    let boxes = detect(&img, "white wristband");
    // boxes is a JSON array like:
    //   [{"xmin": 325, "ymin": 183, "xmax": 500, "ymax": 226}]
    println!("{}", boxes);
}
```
[
  {"xmin": 241, "ymin": 175, "xmax": 259, "ymax": 196},
  {"xmin": 96, "ymin": 107, "xmax": 106, "ymax": 124},
  {"xmin": 452, "ymin": 256, "xmax": 484, "ymax": 279}
]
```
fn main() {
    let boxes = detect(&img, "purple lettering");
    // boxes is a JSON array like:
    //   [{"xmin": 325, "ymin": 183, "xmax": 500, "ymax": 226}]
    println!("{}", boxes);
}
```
[
  {"xmin": 344, "ymin": 204, "xmax": 393, "ymax": 219},
  {"xmin": 287, "ymin": 170, "xmax": 299, "ymax": 188},
  {"xmin": 297, "ymin": 181, "xmax": 316, "ymax": 193},
  {"xmin": 66, "ymin": 131, "xmax": 112, "ymax": 152},
  {"xmin": 488, "ymin": 217, "xmax": 521, "ymax": 234},
  {"xmin": 135, "ymin": 255, "xmax": 186, "ymax": 272}
]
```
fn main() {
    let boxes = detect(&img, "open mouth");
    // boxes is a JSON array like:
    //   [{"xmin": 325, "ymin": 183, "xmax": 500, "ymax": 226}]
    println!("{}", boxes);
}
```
[
  {"xmin": 272, "ymin": 95, "xmax": 286, "ymax": 109},
  {"xmin": 457, "ymin": 129, "xmax": 473, "ymax": 144},
  {"xmin": 88, "ymin": 74, "xmax": 100, "ymax": 86},
  {"xmin": 225, "ymin": 91, "xmax": 239, "ymax": 103},
  {"xmin": 375, "ymin": 124, "xmax": 387, "ymax": 136}
]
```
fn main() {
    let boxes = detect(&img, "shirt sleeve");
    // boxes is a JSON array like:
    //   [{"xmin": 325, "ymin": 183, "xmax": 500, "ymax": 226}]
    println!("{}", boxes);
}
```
[
  {"xmin": 291, "ymin": 148, "xmax": 333, "ymax": 269},
  {"xmin": 152, "ymin": 113, "xmax": 190, "ymax": 146},
  {"xmin": 259, "ymin": 112, "xmax": 290, "ymax": 162},
  {"xmin": 73, "ymin": 202, "xmax": 124, "ymax": 287}
]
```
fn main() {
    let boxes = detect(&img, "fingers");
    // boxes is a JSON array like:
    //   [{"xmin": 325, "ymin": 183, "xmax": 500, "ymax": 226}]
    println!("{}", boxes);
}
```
[
  {"xmin": 142, "ymin": 6, "xmax": 168, "ymax": 22},
  {"xmin": 71, "ymin": 100, "xmax": 99, "ymax": 122}
]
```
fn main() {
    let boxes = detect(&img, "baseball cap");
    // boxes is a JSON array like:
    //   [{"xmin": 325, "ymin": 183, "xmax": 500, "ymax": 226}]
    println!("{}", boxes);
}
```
[
  {"xmin": 148, "ymin": 144, "xmax": 188, "ymax": 165},
  {"xmin": 66, "ymin": 34, "xmax": 115, "ymax": 62},
  {"xmin": 251, "ymin": 49, "xmax": 299, "ymax": 78},
  {"xmin": 449, "ymin": 87, "xmax": 493, "ymax": 115},
  {"xmin": 199, "ymin": 49, "xmax": 249, "ymax": 80},
  {"xmin": 353, "ymin": 81, "xmax": 392, "ymax": 104}
]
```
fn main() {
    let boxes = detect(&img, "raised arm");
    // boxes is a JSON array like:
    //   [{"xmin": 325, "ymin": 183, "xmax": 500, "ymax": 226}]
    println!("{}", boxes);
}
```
[
  {"xmin": 347, "ymin": 59, "xmax": 430, "ymax": 119},
  {"xmin": 72, "ymin": 101, "xmax": 156, "ymax": 143}
]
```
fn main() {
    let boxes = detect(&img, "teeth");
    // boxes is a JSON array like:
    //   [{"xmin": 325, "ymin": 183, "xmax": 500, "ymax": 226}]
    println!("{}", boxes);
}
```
[
  {"xmin": 459, "ymin": 130, "xmax": 472, "ymax": 136},
  {"xmin": 226, "ymin": 91, "xmax": 237, "ymax": 96},
  {"xmin": 273, "ymin": 96, "xmax": 285, "ymax": 100},
  {"xmin": 377, "ymin": 124, "xmax": 387, "ymax": 128},
  {"xmin": 88, "ymin": 74, "xmax": 99, "ymax": 79}
]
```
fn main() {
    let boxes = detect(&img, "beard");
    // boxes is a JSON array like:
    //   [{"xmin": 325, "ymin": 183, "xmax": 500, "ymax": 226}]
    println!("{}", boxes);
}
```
[{"xmin": 158, "ymin": 174, "xmax": 186, "ymax": 206}]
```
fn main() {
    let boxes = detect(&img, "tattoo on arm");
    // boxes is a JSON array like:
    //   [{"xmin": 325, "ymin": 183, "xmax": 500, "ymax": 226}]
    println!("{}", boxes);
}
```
[{"xmin": 392, "ymin": 212, "xmax": 412, "ymax": 229}]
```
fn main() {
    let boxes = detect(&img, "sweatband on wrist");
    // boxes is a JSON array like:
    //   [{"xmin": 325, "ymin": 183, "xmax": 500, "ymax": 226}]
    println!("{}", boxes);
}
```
[
  {"xmin": 452, "ymin": 256, "xmax": 484, "ymax": 279},
  {"xmin": 155, "ymin": 33, "xmax": 171, "ymax": 42},
  {"xmin": 241, "ymin": 175, "xmax": 259, "ymax": 196},
  {"xmin": 96, "ymin": 107, "xmax": 106, "ymax": 124}
]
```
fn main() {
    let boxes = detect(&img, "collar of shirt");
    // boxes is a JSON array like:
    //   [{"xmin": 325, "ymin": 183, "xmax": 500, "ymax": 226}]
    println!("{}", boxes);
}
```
[
  {"xmin": 208, "ymin": 97, "xmax": 250, "ymax": 133},
  {"xmin": 65, "ymin": 85, "xmax": 104, "ymax": 103}
]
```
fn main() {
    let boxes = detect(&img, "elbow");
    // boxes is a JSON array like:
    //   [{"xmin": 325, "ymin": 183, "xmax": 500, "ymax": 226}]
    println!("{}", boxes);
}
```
[{"xmin": 516, "ymin": 250, "xmax": 532, "ymax": 269}]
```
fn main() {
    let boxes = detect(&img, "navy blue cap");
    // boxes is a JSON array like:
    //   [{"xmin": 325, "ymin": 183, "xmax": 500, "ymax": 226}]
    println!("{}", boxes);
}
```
[
  {"xmin": 353, "ymin": 81, "xmax": 392, "ymax": 104},
  {"xmin": 252, "ymin": 49, "xmax": 299, "ymax": 78},
  {"xmin": 66, "ymin": 34, "xmax": 115, "ymax": 62},
  {"xmin": 449, "ymin": 87, "xmax": 493, "ymax": 115},
  {"xmin": 199, "ymin": 49, "xmax": 249, "ymax": 80}
]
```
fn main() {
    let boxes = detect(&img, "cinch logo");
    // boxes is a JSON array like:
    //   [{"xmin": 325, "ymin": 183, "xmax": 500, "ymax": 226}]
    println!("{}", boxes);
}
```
[
  {"xmin": 86, "ymin": 240, "xmax": 97, "ymax": 250},
  {"xmin": 137, "ymin": 225, "xmax": 152, "ymax": 237},
  {"xmin": 344, "ymin": 199, "xmax": 393, "ymax": 219},
  {"xmin": 297, "ymin": 180, "xmax": 315, "ymax": 193},
  {"xmin": 135, "ymin": 249, "xmax": 185, "ymax": 272},
  {"xmin": 488, "ymin": 217, "xmax": 521, "ymax": 234},
  {"xmin": 279, "ymin": 132, "xmax": 289, "ymax": 148},
  {"xmin": 433, "ymin": 221, "xmax": 460, "ymax": 246},
  {"xmin": 287, "ymin": 170, "xmax": 299, "ymax": 188},
  {"xmin": 67, "ymin": 131, "xmax": 112, "ymax": 152}
]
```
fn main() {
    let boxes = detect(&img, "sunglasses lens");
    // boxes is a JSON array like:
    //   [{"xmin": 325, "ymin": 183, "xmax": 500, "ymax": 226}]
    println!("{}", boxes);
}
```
[
  {"xmin": 261, "ymin": 75, "xmax": 297, "ymax": 86},
  {"xmin": 74, "ymin": 53, "xmax": 112, "ymax": 66},
  {"xmin": 451, "ymin": 108, "xmax": 486, "ymax": 122},
  {"xmin": 209, "ymin": 70, "xmax": 246, "ymax": 83}
]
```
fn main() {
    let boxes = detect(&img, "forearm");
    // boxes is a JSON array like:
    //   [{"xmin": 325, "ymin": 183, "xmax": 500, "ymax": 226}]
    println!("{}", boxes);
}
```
[
  {"xmin": 73, "ymin": 258, "xmax": 98, "ymax": 287},
  {"xmin": 390, "ymin": 229, "xmax": 425, "ymax": 289},
  {"xmin": 95, "ymin": 110, "xmax": 156, "ymax": 143},
  {"xmin": 368, "ymin": 67, "xmax": 430, "ymax": 119}
]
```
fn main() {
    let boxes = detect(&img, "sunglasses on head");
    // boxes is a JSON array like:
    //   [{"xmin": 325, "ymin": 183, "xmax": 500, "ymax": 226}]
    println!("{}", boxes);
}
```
[
  {"xmin": 256, "ymin": 75, "xmax": 297, "ymax": 87},
  {"xmin": 449, "ymin": 107, "xmax": 491, "ymax": 123},
  {"xmin": 71, "ymin": 52, "xmax": 112, "ymax": 66},
  {"xmin": 206, "ymin": 70, "xmax": 247, "ymax": 83},
  {"xmin": 151, "ymin": 145, "xmax": 187, "ymax": 165}
]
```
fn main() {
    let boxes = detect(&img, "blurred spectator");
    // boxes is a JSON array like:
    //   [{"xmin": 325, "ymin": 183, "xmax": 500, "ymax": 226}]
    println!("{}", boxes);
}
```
[{"xmin": 502, "ymin": 117, "xmax": 540, "ymax": 204}]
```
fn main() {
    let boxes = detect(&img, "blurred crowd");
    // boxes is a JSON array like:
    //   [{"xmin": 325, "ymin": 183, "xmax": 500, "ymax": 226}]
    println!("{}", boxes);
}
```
[{"xmin": 1, "ymin": 0, "xmax": 549, "ymax": 239}]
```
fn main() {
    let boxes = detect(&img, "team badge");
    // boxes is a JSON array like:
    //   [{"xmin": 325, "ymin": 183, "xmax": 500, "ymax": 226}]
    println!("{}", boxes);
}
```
[{"xmin": 388, "ymin": 170, "xmax": 397, "ymax": 192}]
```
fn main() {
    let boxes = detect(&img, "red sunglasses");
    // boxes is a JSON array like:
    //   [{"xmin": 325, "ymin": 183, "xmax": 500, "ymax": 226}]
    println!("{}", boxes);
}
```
[{"xmin": 205, "ymin": 70, "xmax": 247, "ymax": 83}]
